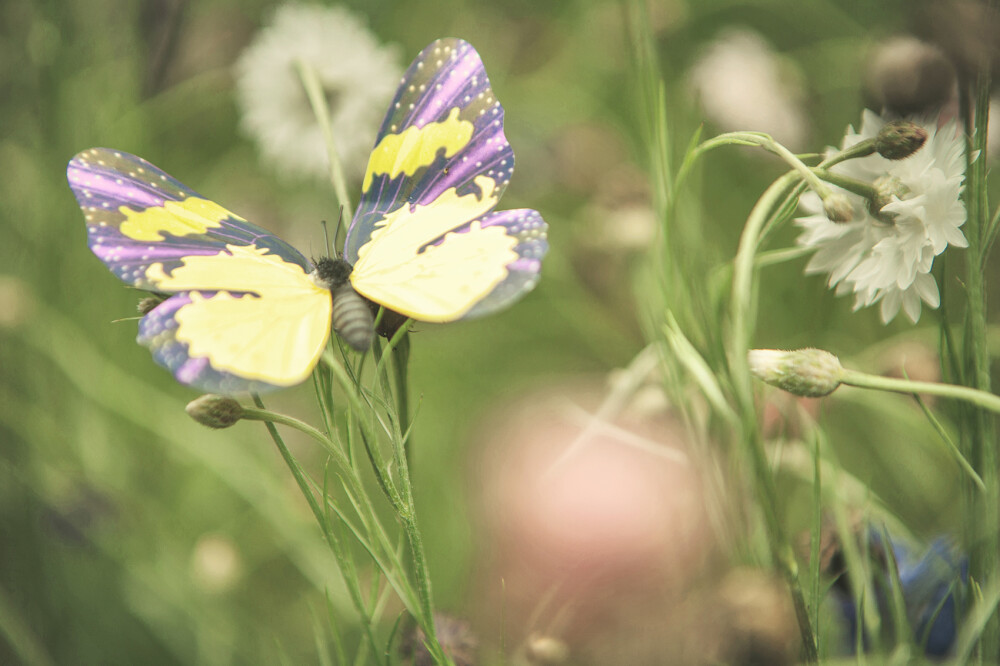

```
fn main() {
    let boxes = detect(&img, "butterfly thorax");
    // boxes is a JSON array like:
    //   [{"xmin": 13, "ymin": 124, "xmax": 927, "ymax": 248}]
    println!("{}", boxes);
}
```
[{"xmin": 310, "ymin": 256, "xmax": 353, "ymax": 290}]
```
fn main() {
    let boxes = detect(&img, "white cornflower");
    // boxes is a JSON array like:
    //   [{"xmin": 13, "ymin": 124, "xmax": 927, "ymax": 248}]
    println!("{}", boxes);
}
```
[
  {"xmin": 795, "ymin": 110, "xmax": 967, "ymax": 323},
  {"xmin": 235, "ymin": 4, "xmax": 401, "ymax": 181},
  {"xmin": 688, "ymin": 28, "xmax": 809, "ymax": 151}
]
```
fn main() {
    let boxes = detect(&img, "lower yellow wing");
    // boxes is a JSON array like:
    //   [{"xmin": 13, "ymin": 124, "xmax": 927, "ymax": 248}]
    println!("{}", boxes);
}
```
[{"xmin": 137, "ymin": 245, "xmax": 333, "ymax": 393}]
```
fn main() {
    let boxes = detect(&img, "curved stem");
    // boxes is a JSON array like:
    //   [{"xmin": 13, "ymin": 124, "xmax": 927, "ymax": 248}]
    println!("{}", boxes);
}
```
[
  {"xmin": 242, "ymin": 407, "xmax": 348, "ymax": 465},
  {"xmin": 694, "ymin": 125, "xmax": 880, "ymax": 666},
  {"xmin": 729, "ymin": 171, "xmax": 818, "ymax": 662},
  {"xmin": 693, "ymin": 132, "xmax": 832, "ymax": 198},
  {"xmin": 812, "ymin": 168, "xmax": 879, "ymax": 200}
]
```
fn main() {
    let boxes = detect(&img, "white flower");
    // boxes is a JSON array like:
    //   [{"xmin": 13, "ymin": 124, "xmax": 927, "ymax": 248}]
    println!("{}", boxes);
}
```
[
  {"xmin": 235, "ymin": 4, "xmax": 401, "ymax": 181},
  {"xmin": 795, "ymin": 110, "xmax": 967, "ymax": 323},
  {"xmin": 688, "ymin": 28, "xmax": 808, "ymax": 151}
]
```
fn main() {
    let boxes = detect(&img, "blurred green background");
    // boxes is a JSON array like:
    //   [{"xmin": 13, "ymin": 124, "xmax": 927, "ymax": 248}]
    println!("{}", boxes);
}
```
[{"xmin": 0, "ymin": 0, "xmax": 980, "ymax": 663}]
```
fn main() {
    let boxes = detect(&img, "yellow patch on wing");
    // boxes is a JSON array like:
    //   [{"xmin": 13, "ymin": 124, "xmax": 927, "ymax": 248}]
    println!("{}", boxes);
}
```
[
  {"xmin": 120, "ymin": 197, "xmax": 243, "ymax": 241},
  {"xmin": 147, "ymin": 244, "xmax": 332, "ymax": 385},
  {"xmin": 145, "ymin": 244, "xmax": 316, "ymax": 294},
  {"xmin": 350, "ymin": 176, "xmax": 518, "ymax": 321},
  {"xmin": 174, "ymin": 290, "xmax": 332, "ymax": 385},
  {"xmin": 361, "ymin": 107, "xmax": 474, "ymax": 192}
]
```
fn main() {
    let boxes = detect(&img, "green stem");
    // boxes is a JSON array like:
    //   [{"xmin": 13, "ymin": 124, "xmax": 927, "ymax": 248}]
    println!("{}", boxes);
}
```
[
  {"xmin": 839, "ymin": 370, "xmax": 1000, "ymax": 416},
  {"xmin": 729, "ymin": 171, "xmax": 818, "ymax": 662},
  {"xmin": 694, "ymin": 132, "xmax": 832, "ymax": 199},
  {"xmin": 251, "ymin": 394, "xmax": 385, "ymax": 664},
  {"xmin": 964, "ymin": 48, "xmax": 998, "ymax": 661},
  {"xmin": 688, "ymin": 104, "xmax": 879, "ymax": 666},
  {"xmin": 821, "ymin": 139, "xmax": 877, "ymax": 167},
  {"xmin": 386, "ymin": 326, "xmax": 414, "ymax": 463},
  {"xmin": 380, "ymin": 369, "xmax": 441, "ymax": 663},
  {"xmin": 812, "ymin": 167, "xmax": 879, "ymax": 200},
  {"xmin": 294, "ymin": 59, "xmax": 355, "ymax": 223},
  {"xmin": 730, "ymin": 172, "xmax": 800, "ymax": 354},
  {"xmin": 795, "ymin": 363, "xmax": 986, "ymax": 489},
  {"xmin": 321, "ymin": 350, "xmax": 404, "ymax": 511},
  {"xmin": 319, "ymin": 351, "xmax": 447, "ymax": 664},
  {"xmin": 242, "ymin": 407, "xmax": 351, "ymax": 470}
]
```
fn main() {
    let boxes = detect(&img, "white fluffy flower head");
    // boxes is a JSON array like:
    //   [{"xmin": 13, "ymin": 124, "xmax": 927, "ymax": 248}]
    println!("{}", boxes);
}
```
[
  {"xmin": 795, "ymin": 110, "xmax": 967, "ymax": 323},
  {"xmin": 235, "ymin": 4, "xmax": 401, "ymax": 181},
  {"xmin": 689, "ymin": 28, "xmax": 809, "ymax": 151}
]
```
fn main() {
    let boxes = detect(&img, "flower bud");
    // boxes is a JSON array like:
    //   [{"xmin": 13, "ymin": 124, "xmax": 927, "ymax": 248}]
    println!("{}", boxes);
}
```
[
  {"xmin": 748, "ymin": 348, "xmax": 843, "ymax": 398},
  {"xmin": 185, "ymin": 394, "xmax": 244, "ymax": 428},
  {"xmin": 822, "ymin": 193, "xmax": 854, "ymax": 223},
  {"xmin": 868, "ymin": 174, "xmax": 911, "ymax": 222},
  {"xmin": 875, "ymin": 120, "xmax": 928, "ymax": 160}
]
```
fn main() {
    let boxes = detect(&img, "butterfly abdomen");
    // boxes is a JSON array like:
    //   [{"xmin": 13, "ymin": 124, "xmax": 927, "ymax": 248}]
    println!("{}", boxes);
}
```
[
  {"xmin": 312, "ymin": 256, "xmax": 373, "ymax": 351},
  {"xmin": 331, "ymin": 282, "xmax": 374, "ymax": 351}
]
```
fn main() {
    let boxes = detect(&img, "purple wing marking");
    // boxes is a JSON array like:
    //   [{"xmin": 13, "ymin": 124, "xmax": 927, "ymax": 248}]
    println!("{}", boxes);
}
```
[
  {"xmin": 137, "ymin": 292, "xmax": 282, "ymax": 394},
  {"xmin": 68, "ymin": 148, "xmax": 311, "ymax": 289},
  {"xmin": 345, "ymin": 38, "xmax": 515, "ymax": 263},
  {"xmin": 458, "ymin": 208, "xmax": 548, "ymax": 319}
]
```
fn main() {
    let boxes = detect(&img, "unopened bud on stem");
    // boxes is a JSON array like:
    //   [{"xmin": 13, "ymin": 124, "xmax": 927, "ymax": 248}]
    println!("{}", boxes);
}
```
[
  {"xmin": 875, "ymin": 120, "xmax": 927, "ymax": 160},
  {"xmin": 186, "ymin": 394, "xmax": 244, "ymax": 429},
  {"xmin": 823, "ymin": 193, "xmax": 854, "ymax": 223},
  {"xmin": 748, "ymin": 348, "xmax": 844, "ymax": 397},
  {"xmin": 868, "ymin": 174, "xmax": 911, "ymax": 222}
]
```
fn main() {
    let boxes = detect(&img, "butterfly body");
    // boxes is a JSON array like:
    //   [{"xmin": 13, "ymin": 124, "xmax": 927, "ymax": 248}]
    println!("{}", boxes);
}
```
[
  {"xmin": 67, "ymin": 38, "xmax": 548, "ymax": 394},
  {"xmin": 311, "ymin": 256, "xmax": 375, "ymax": 352}
]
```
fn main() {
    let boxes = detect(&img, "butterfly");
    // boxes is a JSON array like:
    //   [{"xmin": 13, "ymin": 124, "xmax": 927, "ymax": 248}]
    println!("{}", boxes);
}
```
[{"xmin": 66, "ymin": 38, "xmax": 548, "ymax": 394}]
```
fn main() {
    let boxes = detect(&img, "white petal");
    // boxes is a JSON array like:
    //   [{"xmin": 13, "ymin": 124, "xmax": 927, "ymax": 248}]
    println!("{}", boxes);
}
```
[
  {"xmin": 913, "ymin": 272, "xmax": 940, "ymax": 307},
  {"xmin": 901, "ymin": 290, "xmax": 922, "ymax": 323}
]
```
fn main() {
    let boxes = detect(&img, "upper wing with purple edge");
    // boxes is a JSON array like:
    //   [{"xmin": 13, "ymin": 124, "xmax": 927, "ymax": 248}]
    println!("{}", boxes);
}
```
[
  {"xmin": 344, "ymin": 39, "xmax": 548, "ymax": 323},
  {"xmin": 344, "ymin": 38, "xmax": 516, "ymax": 263},
  {"xmin": 67, "ymin": 148, "xmax": 311, "ymax": 291}
]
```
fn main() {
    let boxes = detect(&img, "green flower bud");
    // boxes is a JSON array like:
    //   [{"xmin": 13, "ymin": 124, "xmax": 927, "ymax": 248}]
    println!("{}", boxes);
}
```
[
  {"xmin": 874, "ymin": 120, "xmax": 927, "ymax": 160},
  {"xmin": 748, "ymin": 348, "xmax": 844, "ymax": 398},
  {"xmin": 823, "ymin": 193, "xmax": 854, "ymax": 223},
  {"xmin": 185, "ymin": 394, "xmax": 244, "ymax": 429},
  {"xmin": 868, "ymin": 174, "xmax": 911, "ymax": 223}
]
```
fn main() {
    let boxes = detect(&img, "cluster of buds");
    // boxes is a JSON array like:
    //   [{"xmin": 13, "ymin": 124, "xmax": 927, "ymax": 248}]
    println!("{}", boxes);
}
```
[{"xmin": 820, "ymin": 120, "xmax": 928, "ymax": 224}]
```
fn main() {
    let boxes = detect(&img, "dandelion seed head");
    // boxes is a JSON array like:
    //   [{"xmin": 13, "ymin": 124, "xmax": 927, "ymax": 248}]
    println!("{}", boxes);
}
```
[
  {"xmin": 235, "ymin": 5, "xmax": 402, "ymax": 181},
  {"xmin": 688, "ymin": 28, "xmax": 809, "ymax": 151}
]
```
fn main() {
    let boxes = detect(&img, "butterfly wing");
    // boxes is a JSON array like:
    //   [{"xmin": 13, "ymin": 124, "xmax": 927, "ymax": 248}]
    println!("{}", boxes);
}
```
[
  {"xmin": 68, "ymin": 148, "xmax": 312, "ymax": 289},
  {"xmin": 138, "ymin": 288, "xmax": 332, "ymax": 393},
  {"xmin": 68, "ymin": 148, "xmax": 332, "ymax": 392},
  {"xmin": 344, "ymin": 38, "xmax": 547, "ymax": 322}
]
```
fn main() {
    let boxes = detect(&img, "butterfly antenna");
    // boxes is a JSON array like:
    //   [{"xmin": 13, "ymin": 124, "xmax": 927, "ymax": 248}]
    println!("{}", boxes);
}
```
[
  {"xmin": 320, "ymin": 219, "xmax": 332, "ymax": 258},
  {"xmin": 333, "ymin": 206, "xmax": 345, "ymax": 257}
]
